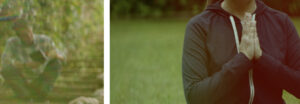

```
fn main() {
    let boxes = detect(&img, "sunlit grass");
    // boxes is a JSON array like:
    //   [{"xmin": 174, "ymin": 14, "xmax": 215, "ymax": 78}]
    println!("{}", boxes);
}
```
[{"xmin": 111, "ymin": 19, "xmax": 187, "ymax": 104}]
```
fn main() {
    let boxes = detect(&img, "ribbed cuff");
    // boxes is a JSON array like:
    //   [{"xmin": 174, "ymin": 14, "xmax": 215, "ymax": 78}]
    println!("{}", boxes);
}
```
[
  {"xmin": 225, "ymin": 53, "xmax": 253, "ymax": 75},
  {"xmin": 254, "ymin": 52, "xmax": 280, "ymax": 74}
]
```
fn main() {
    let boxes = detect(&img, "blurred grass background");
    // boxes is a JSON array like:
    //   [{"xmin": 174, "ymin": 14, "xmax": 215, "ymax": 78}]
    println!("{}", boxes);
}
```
[
  {"xmin": 111, "ymin": 0, "xmax": 300, "ymax": 104},
  {"xmin": 110, "ymin": 0, "xmax": 300, "ymax": 19},
  {"xmin": 0, "ymin": 0, "xmax": 103, "ymax": 103},
  {"xmin": 110, "ymin": 18, "xmax": 300, "ymax": 104}
]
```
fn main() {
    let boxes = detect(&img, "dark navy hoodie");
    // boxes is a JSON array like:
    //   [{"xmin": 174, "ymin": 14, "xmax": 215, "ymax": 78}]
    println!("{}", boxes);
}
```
[{"xmin": 182, "ymin": 0, "xmax": 300, "ymax": 104}]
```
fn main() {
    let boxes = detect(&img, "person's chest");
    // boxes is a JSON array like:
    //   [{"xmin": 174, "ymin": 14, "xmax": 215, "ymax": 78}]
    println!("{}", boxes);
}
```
[
  {"xmin": 205, "ymin": 16, "xmax": 287, "ymax": 75},
  {"xmin": 15, "ymin": 43, "xmax": 40, "ymax": 63}
]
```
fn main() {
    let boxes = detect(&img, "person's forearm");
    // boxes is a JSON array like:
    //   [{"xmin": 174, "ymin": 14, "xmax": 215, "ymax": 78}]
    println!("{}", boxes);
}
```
[
  {"xmin": 46, "ymin": 50, "xmax": 64, "ymax": 61},
  {"xmin": 185, "ymin": 53, "xmax": 252, "ymax": 104},
  {"xmin": 254, "ymin": 52, "xmax": 300, "ymax": 98}
]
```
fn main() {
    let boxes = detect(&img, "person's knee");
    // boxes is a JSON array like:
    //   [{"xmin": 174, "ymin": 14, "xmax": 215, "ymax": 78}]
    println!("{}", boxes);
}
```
[{"xmin": 1, "ymin": 66, "xmax": 19, "ymax": 80}]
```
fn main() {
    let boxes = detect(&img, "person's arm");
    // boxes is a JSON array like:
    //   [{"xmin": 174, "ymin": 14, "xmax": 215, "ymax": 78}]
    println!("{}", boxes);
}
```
[
  {"xmin": 1, "ymin": 39, "xmax": 20, "ymax": 69},
  {"xmin": 182, "ymin": 21, "xmax": 252, "ymax": 104},
  {"xmin": 1, "ymin": 39, "xmax": 41, "ymax": 69},
  {"xmin": 0, "ymin": 39, "xmax": 33, "ymax": 97},
  {"xmin": 41, "ymin": 37, "xmax": 64, "ymax": 61},
  {"xmin": 254, "ymin": 15, "xmax": 300, "ymax": 98}
]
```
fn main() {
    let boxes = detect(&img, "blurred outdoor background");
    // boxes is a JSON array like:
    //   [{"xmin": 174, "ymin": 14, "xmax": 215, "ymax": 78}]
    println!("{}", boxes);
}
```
[
  {"xmin": 0, "ymin": 0, "xmax": 103, "ymax": 104},
  {"xmin": 111, "ymin": 0, "xmax": 300, "ymax": 104}
]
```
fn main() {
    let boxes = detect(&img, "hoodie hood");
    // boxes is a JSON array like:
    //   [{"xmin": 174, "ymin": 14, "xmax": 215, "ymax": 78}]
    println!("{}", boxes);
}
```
[{"xmin": 206, "ymin": 0, "xmax": 268, "ymax": 17}]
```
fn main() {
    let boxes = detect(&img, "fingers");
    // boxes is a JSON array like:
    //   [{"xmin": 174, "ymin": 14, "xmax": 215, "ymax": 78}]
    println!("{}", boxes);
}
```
[
  {"xmin": 242, "ymin": 12, "xmax": 254, "ymax": 36},
  {"xmin": 244, "ymin": 12, "xmax": 252, "ymax": 21},
  {"xmin": 250, "ymin": 20, "xmax": 256, "ymax": 40},
  {"xmin": 249, "ymin": 17, "xmax": 262, "ymax": 59},
  {"xmin": 240, "ymin": 13, "xmax": 257, "ymax": 60},
  {"xmin": 254, "ymin": 25, "xmax": 262, "ymax": 59},
  {"xmin": 242, "ymin": 12, "xmax": 250, "ymax": 28},
  {"xmin": 250, "ymin": 21, "xmax": 256, "ymax": 57},
  {"xmin": 242, "ymin": 20, "xmax": 251, "ymax": 36},
  {"xmin": 242, "ymin": 16, "xmax": 256, "ymax": 43}
]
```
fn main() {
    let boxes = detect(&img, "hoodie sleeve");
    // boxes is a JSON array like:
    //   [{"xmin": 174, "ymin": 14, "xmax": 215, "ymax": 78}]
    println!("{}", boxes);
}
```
[
  {"xmin": 1, "ymin": 38, "xmax": 20, "ymax": 69},
  {"xmin": 182, "ymin": 21, "xmax": 252, "ymax": 104},
  {"xmin": 254, "ymin": 15, "xmax": 300, "ymax": 98}
]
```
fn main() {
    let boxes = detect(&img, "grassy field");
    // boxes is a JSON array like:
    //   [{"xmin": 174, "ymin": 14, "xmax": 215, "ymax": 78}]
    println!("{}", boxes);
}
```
[
  {"xmin": 110, "ymin": 18, "xmax": 300, "ymax": 104},
  {"xmin": 0, "ymin": 49, "xmax": 103, "ymax": 104}
]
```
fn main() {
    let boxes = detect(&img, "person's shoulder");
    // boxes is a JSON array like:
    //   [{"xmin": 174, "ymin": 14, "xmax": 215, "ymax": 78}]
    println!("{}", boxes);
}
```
[
  {"xmin": 264, "ymin": 7, "xmax": 289, "ymax": 22},
  {"xmin": 185, "ymin": 10, "xmax": 217, "ymax": 33},
  {"xmin": 265, "ymin": 7, "xmax": 287, "ymax": 16},
  {"xmin": 184, "ymin": 11, "xmax": 215, "ymax": 37},
  {"xmin": 187, "ymin": 10, "xmax": 215, "ymax": 26}
]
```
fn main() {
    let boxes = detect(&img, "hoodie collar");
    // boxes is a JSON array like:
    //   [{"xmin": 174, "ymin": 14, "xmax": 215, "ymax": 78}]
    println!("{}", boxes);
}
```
[{"xmin": 206, "ymin": 0, "xmax": 267, "ymax": 17}]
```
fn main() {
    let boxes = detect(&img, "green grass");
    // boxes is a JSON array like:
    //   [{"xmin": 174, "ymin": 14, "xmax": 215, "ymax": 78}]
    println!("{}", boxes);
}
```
[{"xmin": 111, "ymin": 18, "xmax": 300, "ymax": 104}]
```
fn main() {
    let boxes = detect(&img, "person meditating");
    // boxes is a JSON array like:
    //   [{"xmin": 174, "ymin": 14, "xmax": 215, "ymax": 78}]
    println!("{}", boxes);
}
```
[{"xmin": 1, "ymin": 19, "xmax": 64, "ymax": 101}]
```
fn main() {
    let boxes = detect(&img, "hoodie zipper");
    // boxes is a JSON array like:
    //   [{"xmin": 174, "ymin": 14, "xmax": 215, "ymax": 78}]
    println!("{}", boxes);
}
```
[{"xmin": 229, "ymin": 14, "xmax": 256, "ymax": 104}]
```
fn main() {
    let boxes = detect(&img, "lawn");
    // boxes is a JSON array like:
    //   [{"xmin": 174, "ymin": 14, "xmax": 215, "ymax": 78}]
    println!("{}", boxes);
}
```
[{"xmin": 110, "ymin": 18, "xmax": 300, "ymax": 104}]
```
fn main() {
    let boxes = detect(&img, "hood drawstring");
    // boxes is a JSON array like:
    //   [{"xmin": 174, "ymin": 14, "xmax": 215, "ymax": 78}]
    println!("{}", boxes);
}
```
[{"xmin": 229, "ymin": 14, "xmax": 256, "ymax": 104}]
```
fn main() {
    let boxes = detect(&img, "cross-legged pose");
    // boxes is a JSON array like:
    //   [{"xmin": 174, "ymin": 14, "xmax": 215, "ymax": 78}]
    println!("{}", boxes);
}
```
[{"xmin": 1, "ymin": 19, "xmax": 64, "ymax": 101}]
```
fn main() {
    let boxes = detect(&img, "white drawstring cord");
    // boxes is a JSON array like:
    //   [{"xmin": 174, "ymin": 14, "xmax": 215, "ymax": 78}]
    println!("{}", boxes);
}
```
[
  {"xmin": 248, "ymin": 14, "xmax": 256, "ymax": 104},
  {"xmin": 229, "ymin": 16, "xmax": 240, "ymax": 53},
  {"xmin": 229, "ymin": 14, "xmax": 256, "ymax": 104}
]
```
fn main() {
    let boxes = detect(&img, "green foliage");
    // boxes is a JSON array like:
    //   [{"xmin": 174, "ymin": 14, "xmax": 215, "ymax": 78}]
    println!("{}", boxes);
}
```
[
  {"xmin": 0, "ymin": 0, "xmax": 103, "ymax": 65},
  {"xmin": 111, "ymin": 0, "xmax": 300, "ymax": 18},
  {"xmin": 111, "ymin": 0, "xmax": 206, "ymax": 18}
]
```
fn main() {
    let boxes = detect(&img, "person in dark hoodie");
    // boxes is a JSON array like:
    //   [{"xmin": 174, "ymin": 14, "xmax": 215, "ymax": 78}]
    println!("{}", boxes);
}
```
[
  {"xmin": 182, "ymin": 0, "xmax": 300, "ymax": 104},
  {"xmin": 1, "ymin": 19, "xmax": 64, "ymax": 101}
]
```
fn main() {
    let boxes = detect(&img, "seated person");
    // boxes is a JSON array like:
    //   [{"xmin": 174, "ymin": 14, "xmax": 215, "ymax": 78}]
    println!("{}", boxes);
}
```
[{"xmin": 1, "ymin": 19, "xmax": 64, "ymax": 101}]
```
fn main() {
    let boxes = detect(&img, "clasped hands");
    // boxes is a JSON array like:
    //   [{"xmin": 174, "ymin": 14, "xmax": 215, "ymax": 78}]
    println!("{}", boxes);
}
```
[{"xmin": 239, "ymin": 13, "xmax": 262, "ymax": 60}]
